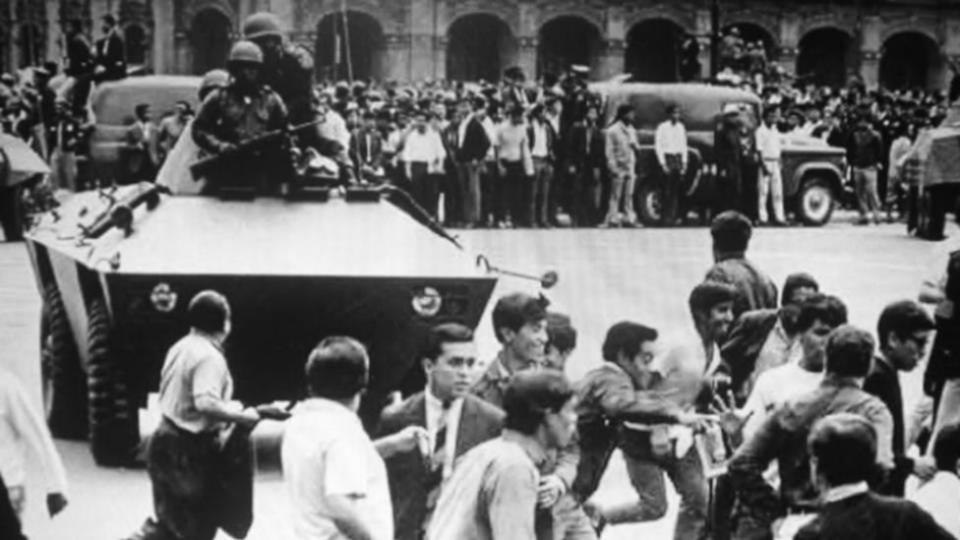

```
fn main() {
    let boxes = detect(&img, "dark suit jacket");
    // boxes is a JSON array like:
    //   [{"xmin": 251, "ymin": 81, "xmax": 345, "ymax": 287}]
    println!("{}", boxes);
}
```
[
  {"xmin": 458, "ymin": 117, "xmax": 491, "ymax": 163},
  {"xmin": 527, "ymin": 119, "xmax": 559, "ymax": 162},
  {"xmin": 565, "ymin": 121, "xmax": 605, "ymax": 168},
  {"xmin": 66, "ymin": 32, "xmax": 94, "ymax": 77},
  {"xmin": 95, "ymin": 32, "xmax": 126, "ymax": 81},
  {"xmin": 349, "ymin": 129, "xmax": 384, "ymax": 170},
  {"xmin": 719, "ymin": 308, "xmax": 780, "ymax": 401},
  {"xmin": 795, "ymin": 492, "xmax": 953, "ymax": 540},
  {"xmin": 376, "ymin": 392, "xmax": 504, "ymax": 540},
  {"xmin": 864, "ymin": 356, "xmax": 911, "ymax": 496}
]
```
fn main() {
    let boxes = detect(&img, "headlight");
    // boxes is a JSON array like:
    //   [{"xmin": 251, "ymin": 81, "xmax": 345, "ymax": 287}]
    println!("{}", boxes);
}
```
[
  {"xmin": 150, "ymin": 283, "xmax": 178, "ymax": 313},
  {"xmin": 411, "ymin": 287, "xmax": 442, "ymax": 318}
]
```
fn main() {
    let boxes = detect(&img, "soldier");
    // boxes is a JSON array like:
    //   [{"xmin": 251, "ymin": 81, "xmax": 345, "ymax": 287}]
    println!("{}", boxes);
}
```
[
  {"xmin": 192, "ymin": 41, "xmax": 289, "ymax": 194},
  {"xmin": 242, "ymin": 12, "xmax": 315, "ymax": 124}
]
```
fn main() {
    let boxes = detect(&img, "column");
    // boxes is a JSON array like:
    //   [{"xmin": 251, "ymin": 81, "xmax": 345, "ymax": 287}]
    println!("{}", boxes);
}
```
[
  {"xmin": 174, "ymin": 31, "xmax": 192, "ymax": 74},
  {"xmin": 515, "ymin": 36, "xmax": 537, "ymax": 80},
  {"xmin": 596, "ymin": 39, "xmax": 624, "ymax": 80},
  {"xmin": 383, "ymin": 33, "xmax": 410, "ymax": 81},
  {"xmin": 860, "ymin": 50, "xmax": 880, "ymax": 88},
  {"xmin": 435, "ymin": 35, "xmax": 448, "ymax": 81},
  {"xmin": 151, "ymin": 0, "xmax": 174, "ymax": 73},
  {"xmin": 777, "ymin": 46, "xmax": 798, "ymax": 78},
  {"xmin": 698, "ymin": 36, "xmax": 712, "ymax": 80},
  {"xmin": 46, "ymin": 0, "xmax": 59, "ymax": 62},
  {"xmin": 859, "ymin": 15, "xmax": 882, "ymax": 86}
]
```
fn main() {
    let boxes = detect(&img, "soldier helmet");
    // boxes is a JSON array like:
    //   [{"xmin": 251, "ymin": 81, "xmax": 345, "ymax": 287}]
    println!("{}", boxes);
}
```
[
  {"xmin": 228, "ymin": 40, "xmax": 264, "ymax": 65},
  {"xmin": 200, "ymin": 69, "xmax": 229, "ymax": 97},
  {"xmin": 243, "ymin": 12, "xmax": 285, "ymax": 40}
]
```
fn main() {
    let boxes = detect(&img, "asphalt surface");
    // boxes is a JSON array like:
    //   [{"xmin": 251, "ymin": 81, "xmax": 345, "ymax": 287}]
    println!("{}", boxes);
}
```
[{"xmin": 0, "ymin": 215, "xmax": 945, "ymax": 540}]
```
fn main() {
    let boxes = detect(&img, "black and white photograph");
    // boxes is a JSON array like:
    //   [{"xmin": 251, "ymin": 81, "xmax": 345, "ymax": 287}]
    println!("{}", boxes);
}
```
[{"xmin": 3, "ymin": 1, "xmax": 960, "ymax": 539}]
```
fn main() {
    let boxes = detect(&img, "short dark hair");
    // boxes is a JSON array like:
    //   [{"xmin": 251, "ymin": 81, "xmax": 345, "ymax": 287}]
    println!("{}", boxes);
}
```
[
  {"xmin": 782, "ymin": 272, "xmax": 819, "ymax": 306},
  {"xmin": 825, "ymin": 325, "xmax": 875, "ymax": 378},
  {"xmin": 808, "ymin": 413, "xmax": 878, "ymax": 485},
  {"xmin": 102, "ymin": 14, "xmax": 116, "ymax": 26},
  {"xmin": 502, "ymin": 370, "xmax": 574, "ymax": 435},
  {"xmin": 187, "ymin": 290, "xmax": 230, "ymax": 334},
  {"xmin": 876, "ymin": 300, "xmax": 935, "ymax": 351},
  {"xmin": 932, "ymin": 423, "xmax": 960, "ymax": 471},
  {"xmin": 305, "ymin": 336, "xmax": 369, "ymax": 400},
  {"xmin": 710, "ymin": 211, "xmax": 753, "ymax": 254},
  {"xmin": 601, "ymin": 322, "xmax": 658, "ymax": 362},
  {"xmin": 796, "ymin": 294, "xmax": 848, "ymax": 333},
  {"xmin": 616, "ymin": 104, "xmax": 634, "ymax": 122},
  {"xmin": 546, "ymin": 312, "xmax": 577, "ymax": 354},
  {"xmin": 666, "ymin": 103, "xmax": 679, "ymax": 115},
  {"xmin": 492, "ymin": 293, "xmax": 547, "ymax": 343},
  {"xmin": 688, "ymin": 281, "xmax": 737, "ymax": 318},
  {"xmin": 422, "ymin": 323, "xmax": 473, "ymax": 363},
  {"xmin": 135, "ymin": 103, "xmax": 149, "ymax": 117}
]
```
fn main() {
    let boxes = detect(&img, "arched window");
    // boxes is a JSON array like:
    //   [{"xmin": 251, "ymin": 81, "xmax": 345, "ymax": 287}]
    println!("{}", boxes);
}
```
[{"xmin": 124, "ymin": 24, "xmax": 147, "ymax": 65}]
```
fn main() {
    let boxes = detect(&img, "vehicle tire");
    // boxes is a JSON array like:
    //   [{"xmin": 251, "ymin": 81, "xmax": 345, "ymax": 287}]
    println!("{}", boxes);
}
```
[
  {"xmin": 796, "ymin": 177, "xmax": 835, "ymax": 226},
  {"xmin": 87, "ymin": 299, "xmax": 138, "ymax": 467},
  {"xmin": 42, "ymin": 285, "xmax": 88, "ymax": 439},
  {"xmin": 637, "ymin": 183, "xmax": 664, "ymax": 226}
]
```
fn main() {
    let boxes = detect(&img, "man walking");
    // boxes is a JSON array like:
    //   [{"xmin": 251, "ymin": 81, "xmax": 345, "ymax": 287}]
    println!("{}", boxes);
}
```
[
  {"xmin": 847, "ymin": 114, "xmax": 885, "ymax": 225},
  {"xmin": 455, "ymin": 99, "xmax": 492, "ymax": 228},
  {"xmin": 565, "ymin": 105, "xmax": 605, "ymax": 227},
  {"xmin": 705, "ymin": 211, "xmax": 778, "ymax": 319},
  {"xmin": 93, "ymin": 15, "xmax": 126, "ymax": 83},
  {"xmin": 655, "ymin": 104, "xmax": 688, "ymax": 226},
  {"xmin": 376, "ymin": 324, "xmax": 504, "ymax": 540}
]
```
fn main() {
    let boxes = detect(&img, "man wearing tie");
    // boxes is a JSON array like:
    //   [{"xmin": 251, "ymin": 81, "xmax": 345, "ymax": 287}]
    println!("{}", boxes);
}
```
[
  {"xmin": 376, "ymin": 323, "xmax": 504, "ymax": 540},
  {"xmin": 94, "ymin": 15, "xmax": 126, "ymax": 83}
]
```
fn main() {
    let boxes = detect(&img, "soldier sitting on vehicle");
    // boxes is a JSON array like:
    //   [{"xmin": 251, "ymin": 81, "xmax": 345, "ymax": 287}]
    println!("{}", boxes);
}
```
[
  {"xmin": 192, "ymin": 40, "xmax": 289, "ymax": 195},
  {"xmin": 242, "ymin": 12, "xmax": 315, "ymax": 125}
]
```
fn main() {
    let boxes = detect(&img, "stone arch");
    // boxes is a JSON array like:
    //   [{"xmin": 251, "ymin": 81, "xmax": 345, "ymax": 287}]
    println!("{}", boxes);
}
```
[
  {"xmin": 314, "ymin": 10, "xmax": 386, "ymax": 81},
  {"xmin": 798, "ymin": 26, "xmax": 855, "ymax": 87},
  {"xmin": 537, "ymin": 15, "xmax": 603, "ymax": 78},
  {"xmin": 625, "ymin": 18, "xmax": 687, "ymax": 82},
  {"xmin": 301, "ymin": 0, "xmax": 403, "ymax": 36},
  {"xmin": 880, "ymin": 31, "xmax": 945, "ymax": 90},
  {"xmin": 722, "ymin": 21, "xmax": 779, "ymax": 56},
  {"xmin": 879, "ymin": 22, "xmax": 939, "ymax": 47},
  {"xmin": 190, "ymin": 7, "xmax": 233, "ymax": 75},
  {"xmin": 623, "ymin": 7, "xmax": 696, "ymax": 37},
  {"xmin": 446, "ymin": 13, "xmax": 516, "ymax": 82},
  {"xmin": 535, "ymin": 8, "xmax": 604, "ymax": 35},
  {"xmin": 443, "ymin": 2, "xmax": 521, "ymax": 39},
  {"xmin": 180, "ymin": 0, "xmax": 236, "ymax": 30}
]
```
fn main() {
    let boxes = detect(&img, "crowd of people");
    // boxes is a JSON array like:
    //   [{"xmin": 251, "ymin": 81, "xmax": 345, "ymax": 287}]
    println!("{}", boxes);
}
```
[
  {"xmin": 2, "ymin": 15, "xmax": 959, "ymax": 236},
  {"xmin": 8, "ymin": 208, "xmax": 960, "ymax": 540}
]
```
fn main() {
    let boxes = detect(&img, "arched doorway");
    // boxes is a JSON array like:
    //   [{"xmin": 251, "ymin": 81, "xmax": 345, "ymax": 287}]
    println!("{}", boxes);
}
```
[
  {"xmin": 880, "ymin": 32, "xmax": 944, "ymax": 90},
  {"xmin": 625, "ymin": 19, "xmax": 684, "ymax": 82},
  {"xmin": 797, "ymin": 28, "xmax": 853, "ymax": 87},
  {"xmin": 124, "ymin": 24, "xmax": 147, "ymax": 65},
  {"xmin": 537, "ymin": 16, "xmax": 601, "ymax": 78},
  {"xmin": 17, "ymin": 24, "xmax": 43, "ymax": 68},
  {"xmin": 447, "ymin": 14, "xmax": 515, "ymax": 82},
  {"xmin": 190, "ymin": 8, "xmax": 232, "ymax": 75},
  {"xmin": 723, "ymin": 22, "xmax": 776, "ymax": 60},
  {"xmin": 315, "ymin": 11, "xmax": 385, "ymax": 82}
]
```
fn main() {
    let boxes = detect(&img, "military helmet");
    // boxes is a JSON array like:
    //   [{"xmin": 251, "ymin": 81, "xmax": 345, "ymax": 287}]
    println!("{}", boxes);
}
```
[
  {"xmin": 243, "ymin": 12, "xmax": 284, "ymax": 40},
  {"xmin": 228, "ymin": 40, "xmax": 264, "ymax": 65},
  {"xmin": 200, "ymin": 69, "xmax": 229, "ymax": 96}
]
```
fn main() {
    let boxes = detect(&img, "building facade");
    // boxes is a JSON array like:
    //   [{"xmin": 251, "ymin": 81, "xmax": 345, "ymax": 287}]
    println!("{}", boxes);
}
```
[{"xmin": 3, "ymin": 0, "xmax": 960, "ymax": 90}]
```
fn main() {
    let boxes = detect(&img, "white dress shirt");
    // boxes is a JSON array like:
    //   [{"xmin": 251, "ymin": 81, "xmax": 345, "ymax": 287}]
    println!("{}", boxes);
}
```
[
  {"xmin": 530, "ymin": 121, "xmax": 549, "ymax": 158},
  {"xmin": 756, "ymin": 123, "xmax": 783, "ymax": 160},
  {"xmin": 654, "ymin": 120, "xmax": 688, "ymax": 166},
  {"xmin": 0, "ymin": 369, "xmax": 69, "ymax": 494},
  {"xmin": 402, "ymin": 128, "xmax": 446, "ymax": 165},
  {"xmin": 910, "ymin": 472, "xmax": 960, "ymax": 538},
  {"xmin": 425, "ymin": 389, "xmax": 464, "ymax": 481},
  {"xmin": 742, "ymin": 361, "xmax": 823, "ymax": 440}
]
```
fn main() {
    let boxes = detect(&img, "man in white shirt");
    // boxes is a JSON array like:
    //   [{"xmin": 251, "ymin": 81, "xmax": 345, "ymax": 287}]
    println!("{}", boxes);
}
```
[
  {"xmin": 654, "ymin": 104, "xmax": 688, "ymax": 226},
  {"xmin": 910, "ymin": 422, "xmax": 960, "ymax": 538},
  {"xmin": 402, "ymin": 111, "xmax": 447, "ymax": 219},
  {"xmin": 283, "ymin": 336, "xmax": 393, "ymax": 540},
  {"xmin": 756, "ymin": 107, "xmax": 787, "ymax": 225},
  {"xmin": 0, "ymin": 368, "xmax": 69, "ymax": 527},
  {"xmin": 375, "ymin": 323, "xmax": 504, "ymax": 540}
]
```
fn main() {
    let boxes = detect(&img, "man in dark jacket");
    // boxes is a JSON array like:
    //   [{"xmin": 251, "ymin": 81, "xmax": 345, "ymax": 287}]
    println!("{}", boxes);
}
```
[
  {"xmin": 864, "ymin": 300, "xmax": 937, "ymax": 497},
  {"xmin": 847, "ymin": 115, "xmax": 885, "ymax": 225},
  {"xmin": 93, "ymin": 15, "xmax": 126, "ymax": 83},
  {"xmin": 566, "ymin": 105, "xmax": 605, "ymax": 227},
  {"xmin": 242, "ymin": 12, "xmax": 315, "ymax": 124},
  {"xmin": 794, "ymin": 413, "xmax": 952, "ymax": 540},
  {"xmin": 455, "ymin": 98, "xmax": 492, "ymax": 228},
  {"xmin": 705, "ymin": 211, "xmax": 778, "ymax": 319},
  {"xmin": 720, "ymin": 273, "xmax": 820, "ymax": 401},
  {"xmin": 376, "ymin": 323, "xmax": 503, "ymax": 540},
  {"xmin": 64, "ymin": 19, "xmax": 94, "ymax": 116}
]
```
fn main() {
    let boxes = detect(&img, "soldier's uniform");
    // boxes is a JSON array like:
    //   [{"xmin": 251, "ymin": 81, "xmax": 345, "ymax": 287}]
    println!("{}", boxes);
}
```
[
  {"xmin": 261, "ymin": 45, "xmax": 314, "ymax": 124},
  {"xmin": 192, "ymin": 82, "xmax": 288, "ymax": 193}
]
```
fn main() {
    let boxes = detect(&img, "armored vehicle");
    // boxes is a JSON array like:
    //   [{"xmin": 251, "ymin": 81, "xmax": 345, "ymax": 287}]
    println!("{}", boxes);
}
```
[
  {"xmin": 591, "ymin": 82, "xmax": 848, "ymax": 226},
  {"xmin": 24, "ymin": 179, "xmax": 504, "ymax": 466},
  {"xmin": 902, "ymin": 103, "xmax": 960, "ymax": 240},
  {"xmin": 0, "ymin": 133, "xmax": 50, "ymax": 241}
]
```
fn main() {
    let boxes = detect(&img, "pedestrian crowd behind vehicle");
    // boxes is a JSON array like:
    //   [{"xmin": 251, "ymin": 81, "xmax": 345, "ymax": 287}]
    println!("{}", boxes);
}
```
[{"xmin": 2, "ymin": 16, "xmax": 959, "ymax": 239}]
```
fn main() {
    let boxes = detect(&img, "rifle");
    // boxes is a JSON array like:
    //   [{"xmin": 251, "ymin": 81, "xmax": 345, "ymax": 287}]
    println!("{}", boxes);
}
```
[{"xmin": 190, "ymin": 118, "xmax": 324, "ymax": 181}]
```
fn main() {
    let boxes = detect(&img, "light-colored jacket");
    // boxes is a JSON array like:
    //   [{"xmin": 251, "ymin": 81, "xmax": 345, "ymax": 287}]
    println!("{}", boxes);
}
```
[{"xmin": 605, "ymin": 121, "xmax": 637, "ymax": 174}]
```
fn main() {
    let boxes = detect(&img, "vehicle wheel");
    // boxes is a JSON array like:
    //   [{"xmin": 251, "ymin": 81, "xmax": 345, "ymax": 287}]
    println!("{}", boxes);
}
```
[
  {"xmin": 796, "ymin": 178, "xmax": 835, "ymax": 226},
  {"xmin": 42, "ymin": 285, "xmax": 88, "ymax": 439},
  {"xmin": 87, "ymin": 299, "xmax": 138, "ymax": 467},
  {"xmin": 637, "ymin": 183, "xmax": 664, "ymax": 226}
]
